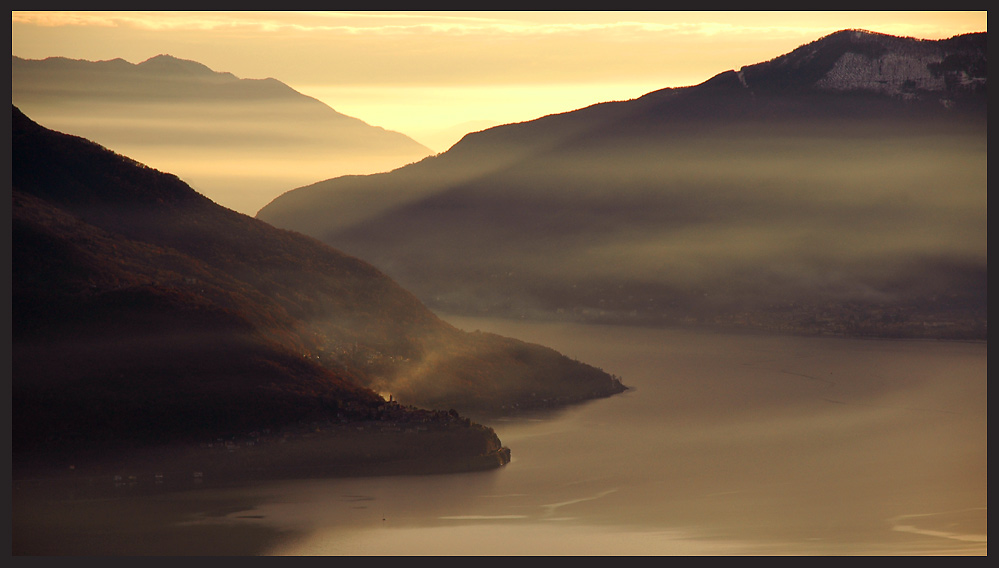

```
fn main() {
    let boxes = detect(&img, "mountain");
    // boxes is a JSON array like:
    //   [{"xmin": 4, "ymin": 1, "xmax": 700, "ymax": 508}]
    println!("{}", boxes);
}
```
[
  {"xmin": 11, "ymin": 54, "xmax": 434, "ymax": 216},
  {"xmin": 12, "ymin": 106, "xmax": 625, "ymax": 466},
  {"xmin": 258, "ymin": 30, "xmax": 987, "ymax": 340}
]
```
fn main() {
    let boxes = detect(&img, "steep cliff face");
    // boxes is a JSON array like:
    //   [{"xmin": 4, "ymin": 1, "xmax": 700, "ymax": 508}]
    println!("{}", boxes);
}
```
[{"xmin": 742, "ymin": 30, "xmax": 986, "ymax": 103}]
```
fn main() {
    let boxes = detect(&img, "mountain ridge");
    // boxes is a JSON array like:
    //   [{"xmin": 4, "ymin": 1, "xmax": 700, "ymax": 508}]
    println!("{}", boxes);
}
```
[
  {"xmin": 11, "ymin": 54, "xmax": 434, "ymax": 215},
  {"xmin": 257, "ymin": 30, "xmax": 986, "ymax": 340},
  {"xmin": 260, "ymin": 30, "xmax": 986, "ymax": 230}
]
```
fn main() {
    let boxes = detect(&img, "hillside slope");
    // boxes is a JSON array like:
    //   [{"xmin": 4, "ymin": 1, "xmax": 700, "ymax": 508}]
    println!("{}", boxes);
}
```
[
  {"xmin": 13, "ymin": 106, "xmax": 625, "ymax": 457},
  {"xmin": 258, "ymin": 30, "xmax": 987, "ymax": 339}
]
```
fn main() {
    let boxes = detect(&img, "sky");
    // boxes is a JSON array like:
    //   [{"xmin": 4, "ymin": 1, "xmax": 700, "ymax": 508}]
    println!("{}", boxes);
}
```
[{"xmin": 11, "ymin": 11, "xmax": 987, "ymax": 151}]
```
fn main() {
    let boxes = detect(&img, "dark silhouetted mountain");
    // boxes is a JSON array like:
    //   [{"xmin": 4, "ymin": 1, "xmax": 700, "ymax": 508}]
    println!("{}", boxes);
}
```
[
  {"xmin": 13, "ymin": 106, "xmax": 625, "ymax": 458},
  {"xmin": 12, "ymin": 54, "xmax": 434, "ymax": 215},
  {"xmin": 258, "ymin": 30, "xmax": 987, "ymax": 340}
]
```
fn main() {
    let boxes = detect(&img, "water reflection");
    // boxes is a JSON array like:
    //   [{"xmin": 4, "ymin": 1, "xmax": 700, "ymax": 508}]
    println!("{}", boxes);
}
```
[
  {"xmin": 13, "ymin": 320, "xmax": 987, "ymax": 555},
  {"xmin": 262, "ymin": 319, "xmax": 986, "ymax": 555}
]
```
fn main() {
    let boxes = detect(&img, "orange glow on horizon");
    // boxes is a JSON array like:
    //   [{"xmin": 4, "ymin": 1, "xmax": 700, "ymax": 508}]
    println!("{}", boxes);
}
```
[{"xmin": 12, "ymin": 11, "xmax": 986, "ymax": 147}]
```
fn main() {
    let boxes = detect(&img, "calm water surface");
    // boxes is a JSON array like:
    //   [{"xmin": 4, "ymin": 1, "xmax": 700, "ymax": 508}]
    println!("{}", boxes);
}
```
[{"xmin": 14, "ymin": 318, "xmax": 987, "ymax": 555}]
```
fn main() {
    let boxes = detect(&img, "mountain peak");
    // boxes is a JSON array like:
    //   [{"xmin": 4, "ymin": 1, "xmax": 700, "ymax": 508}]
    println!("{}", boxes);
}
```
[
  {"xmin": 136, "ymin": 53, "xmax": 236, "ymax": 79},
  {"xmin": 737, "ymin": 29, "xmax": 986, "ymax": 104}
]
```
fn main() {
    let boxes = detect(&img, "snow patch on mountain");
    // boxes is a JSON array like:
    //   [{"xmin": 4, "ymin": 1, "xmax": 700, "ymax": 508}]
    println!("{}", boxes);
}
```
[{"xmin": 815, "ymin": 50, "xmax": 947, "ymax": 95}]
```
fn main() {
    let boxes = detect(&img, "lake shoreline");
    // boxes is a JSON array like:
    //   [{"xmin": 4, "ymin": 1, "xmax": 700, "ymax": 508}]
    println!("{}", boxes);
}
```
[
  {"xmin": 13, "ymin": 320, "xmax": 987, "ymax": 555},
  {"xmin": 13, "ymin": 419, "xmax": 513, "ymax": 496}
]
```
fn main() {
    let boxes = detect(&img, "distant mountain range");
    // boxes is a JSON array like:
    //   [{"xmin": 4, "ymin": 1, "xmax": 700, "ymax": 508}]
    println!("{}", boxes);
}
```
[
  {"xmin": 11, "ymin": 54, "xmax": 433, "ymax": 215},
  {"xmin": 258, "ymin": 30, "xmax": 987, "ymax": 340},
  {"xmin": 13, "ymin": 105, "xmax": 624, "ymax": 459}
]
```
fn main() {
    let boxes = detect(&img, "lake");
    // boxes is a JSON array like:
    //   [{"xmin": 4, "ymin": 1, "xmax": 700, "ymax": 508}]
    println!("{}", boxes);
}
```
[{"xmin": 13, "ymin": 317, "xmax": 987, "ymax": 555}]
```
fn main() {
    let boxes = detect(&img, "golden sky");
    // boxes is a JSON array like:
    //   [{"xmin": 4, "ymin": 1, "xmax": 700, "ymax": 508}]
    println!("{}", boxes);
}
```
[{"xmin": 11, "ymin": 11, "xmax": 988, "ymax": 150}]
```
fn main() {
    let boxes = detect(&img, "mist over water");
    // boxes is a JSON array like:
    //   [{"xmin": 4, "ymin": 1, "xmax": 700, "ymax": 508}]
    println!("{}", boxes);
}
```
[
  {"xmin": 11, "ymin": 27, "xmax": 987, "ymax": 556},
  {"xmin": 314, "ymin": 120, "xmax": 986, "ymax": 338},
  {"xmin": 265, "ymin": 318, "xmax": 989, "ymax": 555},
  {"xmin": 16, "ymin": 319, "xmax": 983, "ymax": 555},
  {"xmin": 11, "ymin": 58, "xmax": 434, "ymax": 216},
  {"xmin": 8, "ymin": 101, "xmax": 431, "ymax": 217}
]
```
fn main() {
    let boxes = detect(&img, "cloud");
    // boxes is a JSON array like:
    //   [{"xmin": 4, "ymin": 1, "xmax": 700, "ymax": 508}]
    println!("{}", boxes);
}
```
[{"xmin": 14, "ymin": 11, "xmax": 950, "ymax": 41}]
